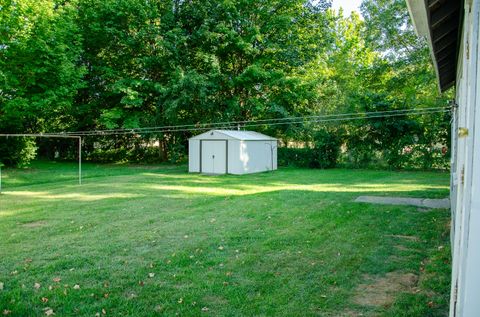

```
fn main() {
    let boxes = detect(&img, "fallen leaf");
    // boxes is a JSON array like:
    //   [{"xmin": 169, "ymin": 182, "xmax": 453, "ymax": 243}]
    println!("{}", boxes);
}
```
[
  {"xmin": 2, "ymin": 310, "xmax": 11, "ymax": 315},
  {"xmin": 34, "ymin": 283, "xmax": 41, "ymax": 289},
  {"xmin": 148, "ymin": 273, "xmax": 155, "ymax": 278},
  {"xmin": 10, "ymin": 271, "xmax": 18, "ymax": 275},
  {"xmin": 102, "ymin": 308, "xmax": 106, "ymax": 315},
  {"xmin": 44, "ymin": 308, "xmax": 54, "ymax": 316},
  {"xmin": 178, "ymin": 298, "xmax": 183, "ymax": 304},
  {"xmin": 24, "ymin": 258, "xmax": 33, "ymax": 263},
  {"xmin": 41, "ymin": 297, "xmax": 48, "ymax": 303},
  {"xmin": 149, "ymin": 263, "xmax": 154, "ymax": 268},
  {"xmin": 48, "ymin": 286, "xmax": 53, "ymax": 291},
  {"xmin": 225, "ymin": 272, "xmax": 232, "ymax": 276},
  {"xmin": 154, "ymin": 305, "xmax": 163, "ymax": 312},
  {"xmin": 73, "ymin": 284, "xmax": 80, "ymax": 290},
  {"xmin": 201, "ymin": 307, "xmax": 209, "ymax": 312},
  {"xmin": 95, "ymin": 313, "xmax": 100, "ymax": 317},
  {"xmin": 218, "ymin": 246, "xmax": 224, "ymax": 250},
  {"xmin": 52, "ymin": 277, "xmax": 61, "ymax": 283},
  {"xmin": 0, "ymin": 282, "xmax": 3, "ymax": 290},
  {"xmin": 104, "ymin": 293, "xmax": 109, "ymax": 298},
  {"xmin": 138, "ymin": 281, "xmax": 145, "ymax": 287}
]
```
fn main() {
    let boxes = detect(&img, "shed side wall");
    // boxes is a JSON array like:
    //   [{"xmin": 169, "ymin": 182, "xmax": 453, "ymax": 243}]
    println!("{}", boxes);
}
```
[
  {"xmin": 238, "ymin": 140, "xmax": 277, "ymax": 174},
  {"xmin": 188, "ymin": 140, "xmax": 200, "ymax": 172},
  {"xmin": 227, "ymin": 140, "xmax": 243, "ymax": 174}
]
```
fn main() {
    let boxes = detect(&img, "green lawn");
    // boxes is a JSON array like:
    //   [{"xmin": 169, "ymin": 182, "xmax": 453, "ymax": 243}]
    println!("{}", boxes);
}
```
[{"xmin": 0, "ymin": 162, "xmax": 451, "ymax": 316}]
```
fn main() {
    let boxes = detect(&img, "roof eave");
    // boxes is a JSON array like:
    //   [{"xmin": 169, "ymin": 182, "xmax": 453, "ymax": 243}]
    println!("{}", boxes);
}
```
[
  {"xmin": 406, "ymin": 0, "xmax": 444, "ymax": 92},
  {"xmin": 406, "ymin": 0, "xmax": 462, "ymax": 92}
]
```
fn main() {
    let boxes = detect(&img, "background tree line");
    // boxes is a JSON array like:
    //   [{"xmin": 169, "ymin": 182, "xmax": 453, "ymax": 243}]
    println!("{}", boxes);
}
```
[{"xmin": 0, "ymin": 0, "xmax": 451, "ymax": 169}]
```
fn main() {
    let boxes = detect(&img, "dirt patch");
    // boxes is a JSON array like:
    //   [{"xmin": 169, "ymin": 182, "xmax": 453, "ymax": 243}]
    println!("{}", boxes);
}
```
[
  {"xmin": 353, "ymin": 272, "xmax": 418, "ymax": 307},
  {"xmin": 339, "ymin": 309, "xmax": 367, "ymax": 316},
  {"xmin": 385, "ymin": 234, "xmax": 419, "ymax": 242},
  {"xmin": 21, "ymin": 221, "xmax": 48, "ymax": 228},
  {"xmin": 394, "ymin": 245, "xmax": 418, "ymax": 252},
  {"xmin": 203, "ymin": 295, "xmax": 228, "ymax": 305}
]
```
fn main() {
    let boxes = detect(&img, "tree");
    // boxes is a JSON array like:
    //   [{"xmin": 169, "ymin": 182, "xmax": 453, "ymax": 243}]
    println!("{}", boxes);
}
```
[{"xmin": 0, "ymin": 0, "xmax": 85, "ymax": 165}]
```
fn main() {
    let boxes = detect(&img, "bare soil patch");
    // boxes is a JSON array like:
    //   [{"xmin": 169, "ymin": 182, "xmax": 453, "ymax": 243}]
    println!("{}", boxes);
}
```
[
  {"xmin": 353, "ymin": 272, "xmax": 418, "ymax": 307},
  {"xmin": 394, "ymin": 245, "xmax": 419, "ymax": 252},
  {"xmin": 339, "ymin": 309, "xmax": 367, "ymax": 316},
  {"xmin": 385, "ymin": 234, "xmax": 419, "ymax": 242},
  {"xmin": 21, "ymin": 220, "xmax": 48, "ymax": 228}
]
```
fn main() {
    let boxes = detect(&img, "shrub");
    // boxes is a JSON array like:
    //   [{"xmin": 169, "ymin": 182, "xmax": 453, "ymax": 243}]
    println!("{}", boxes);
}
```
[
  {"xmin": 278, "ymin": 129, "xmax": 342, "ymax": 169},
  {"xmin": 278, "ymin": 147, "xmax": 317, "ymax": 168},
  {"xmin": 0, "ymin": 137, "xmax": 37, "ymax": 167},
  {"xmin": 312, "ymin": 128, "xmax": 343, "ymax": 168}
]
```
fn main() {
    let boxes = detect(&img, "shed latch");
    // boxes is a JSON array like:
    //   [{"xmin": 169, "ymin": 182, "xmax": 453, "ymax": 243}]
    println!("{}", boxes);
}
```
[{"xmin": 458, "ymin": 127, "xmax": 469, "ymax": 138}]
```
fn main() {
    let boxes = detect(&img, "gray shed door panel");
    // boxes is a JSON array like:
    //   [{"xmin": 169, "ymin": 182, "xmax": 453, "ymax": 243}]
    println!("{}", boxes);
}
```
[{"xmin": 201, "ymin": 141, "xmax": 226, "ymax": 174}]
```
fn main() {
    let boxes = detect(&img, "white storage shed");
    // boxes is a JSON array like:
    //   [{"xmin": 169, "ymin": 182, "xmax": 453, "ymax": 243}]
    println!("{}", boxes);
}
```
[{"xmin": 188, "ymin": 130, "xmax": 277, "ymax": 175}]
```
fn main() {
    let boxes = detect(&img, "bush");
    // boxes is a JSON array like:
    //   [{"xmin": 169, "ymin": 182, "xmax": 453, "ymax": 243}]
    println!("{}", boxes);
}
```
[
  {"xmin": 278, "ymin": 129, "xmax": 342, "ymax": 168},
  {"xmin": 0, "ymin": 137, "xmax": 37, "ymax": 167},
  {"xmin": 312, "ymin": 129, "xmax": 343, "ymax": 168},
  {"xmin": 278, "ymin": 147, "xmax": 317, "ymax": 168}
]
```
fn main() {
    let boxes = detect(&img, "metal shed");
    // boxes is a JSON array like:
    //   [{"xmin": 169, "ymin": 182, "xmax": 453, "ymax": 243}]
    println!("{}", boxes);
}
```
[{"xmin": 188, "ymin": 130, "xmax": 277, "ymax": 175}]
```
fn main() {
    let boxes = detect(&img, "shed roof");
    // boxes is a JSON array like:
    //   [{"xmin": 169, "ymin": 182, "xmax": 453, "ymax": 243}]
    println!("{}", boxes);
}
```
[
  {"xmin": 406, "ymin": 0, "xmax": 462, "ymax": 92},
  {"xmin": 189, "ymin": 130, "xmax": 277, "ymax": 141}
]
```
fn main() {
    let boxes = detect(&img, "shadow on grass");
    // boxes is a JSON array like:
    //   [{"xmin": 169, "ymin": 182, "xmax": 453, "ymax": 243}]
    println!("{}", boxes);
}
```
[{"xmin": 0, "ymin": 166, "xmax": 451, "ymax": 316}]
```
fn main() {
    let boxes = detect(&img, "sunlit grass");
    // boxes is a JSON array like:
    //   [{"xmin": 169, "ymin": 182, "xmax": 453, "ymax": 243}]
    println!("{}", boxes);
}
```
[{"xmin": 0, "ymin": 162, "xmax": 451, "ymax": 316}]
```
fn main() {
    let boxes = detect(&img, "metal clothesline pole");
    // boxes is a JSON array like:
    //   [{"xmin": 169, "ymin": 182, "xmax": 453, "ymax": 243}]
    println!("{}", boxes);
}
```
[
  {"xmin": 0, "ymin": 163, "xmax": 3, "ymax": 194},
  {"xmin": 0, "ymin": 133, "xmax": 82, "ymax": 186},
  {"xmin": 79, "ymin": 137, "xmax": 82, "ymax": 185}
]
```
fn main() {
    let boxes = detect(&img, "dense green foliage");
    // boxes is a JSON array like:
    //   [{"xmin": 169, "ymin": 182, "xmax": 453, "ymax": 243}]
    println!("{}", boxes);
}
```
[
  {"xmin": 278, "ymin": 127, "xmax": 342, "ymax": 168},
  {"xmin": 0, "ymin": 163, "xmax": 450, "ymax": 316},
  {"xmin": 0, "ymin": 0, "xmax": 450, "ymax": 168}
]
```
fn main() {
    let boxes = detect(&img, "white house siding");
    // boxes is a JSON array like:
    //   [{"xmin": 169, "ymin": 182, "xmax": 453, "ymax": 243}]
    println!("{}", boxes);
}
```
[{"xmin": 450, "ymin": 1, "xmax": 480, "ymax": 316}]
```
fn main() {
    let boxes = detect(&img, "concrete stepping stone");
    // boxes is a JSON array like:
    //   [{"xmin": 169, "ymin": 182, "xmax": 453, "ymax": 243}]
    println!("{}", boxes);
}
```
[{"xmin": 354, "ymin": 196, "xmax": 450, "ymax": 209}]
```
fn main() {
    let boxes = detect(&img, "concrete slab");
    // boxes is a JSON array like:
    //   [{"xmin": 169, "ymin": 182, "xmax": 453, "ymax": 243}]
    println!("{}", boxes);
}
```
[{"xmin": 354, "ymin": 196, "xmax": 450, "ymax": 209}]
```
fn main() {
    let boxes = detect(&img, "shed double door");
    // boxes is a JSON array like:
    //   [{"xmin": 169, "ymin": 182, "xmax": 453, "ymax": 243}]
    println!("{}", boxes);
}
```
[{"xmin": 201, "ymin": 140, "xmax": 227, "ymax": 174}]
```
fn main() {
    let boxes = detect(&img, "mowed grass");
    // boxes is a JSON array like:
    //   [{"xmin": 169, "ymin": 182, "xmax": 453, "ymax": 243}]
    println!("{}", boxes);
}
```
[{"xmin": 0, "ymin": 162, "xmax": 451, "ymax": 316}]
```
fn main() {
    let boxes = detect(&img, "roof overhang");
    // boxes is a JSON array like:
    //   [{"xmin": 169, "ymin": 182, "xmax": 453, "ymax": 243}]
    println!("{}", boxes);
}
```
[{"xmin": 406, "ymin": 0, "xmax": 463, "ymax": 92}]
